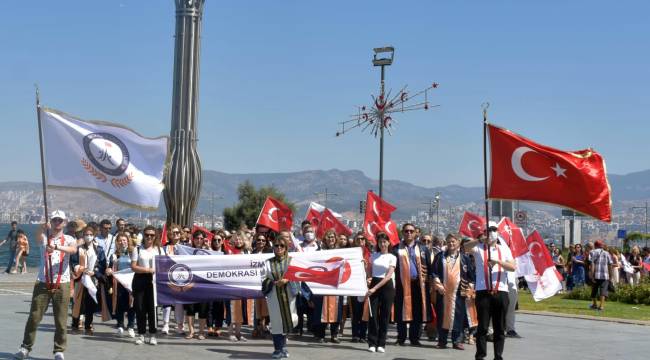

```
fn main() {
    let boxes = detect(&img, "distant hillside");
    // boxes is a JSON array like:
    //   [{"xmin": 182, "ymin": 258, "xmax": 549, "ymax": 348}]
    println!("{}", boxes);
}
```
[{"xmin": 0, "ymin": 168, "xmax": 648, "ymax": 218}]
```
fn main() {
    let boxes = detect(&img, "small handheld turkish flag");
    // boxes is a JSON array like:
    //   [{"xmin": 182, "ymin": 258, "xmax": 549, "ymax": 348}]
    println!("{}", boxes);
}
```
[
  {"xmin": 191, "ymin": 224, "xmax": 214, "ymax": 241},
  {"xmin": 458, "ymin": 211, "xmax": 486, "ymax": 239},
  {"xmin": 256, "ymin": 197, "xmax": 293, "ymax": 232},
  {"xmin": 525, "ymin": 230, "xmax": 555, "ymax": 275},
  {"xmin": 497, "ymin": 217, "xmax": 528, "ymax": 258},
  {"xmin": 488, "ymin": 124, "xmax": 611, "ymax": 222},
  {"xmin": 363, "ymin": 191, "xmax": 398, "ymax": 245},
  {"xmin": 284, "ymin": 257, "xmax": 344, "ymax": 287},
  {"xmin": 305, "ymin": 207, "xmax": 322, "ymax": 232}
]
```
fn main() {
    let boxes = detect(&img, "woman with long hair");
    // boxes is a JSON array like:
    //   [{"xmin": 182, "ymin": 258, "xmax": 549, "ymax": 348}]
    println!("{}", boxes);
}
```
[
  {"xmin": 252, "ymin": 232, "xmax": 271, "ymax": 339},
  {"xmin": 366, "ymin": 232, "xmax": 396, "ymax": 354},
  {"xmin": 130, "ymin": 225, "xmax": 162, "ymax": 345},
  {"xmin": 106, "ymin": 232, "xmax": 136, "ymax": 338},
  {"xmin": 608, "ymin": 248, "xmax": 620, "ymax": 285},
  {"xmin": 227, "ymin": 230, "xmax": 253, "ymax": 342},
  {"xmin": 262, "ymin": 231, "xmax": 299, "ymax": 359},
  {"xmin": 161, "ymin": 224, "xmax": 185, "ymax": 335},
  {"xmin": 571, "ymin": 244, "xmax": 586, "ymax": 288},
  {"xmin": 349, "ymin": 232, "xmax": 370, "ymax": 343},
  {"xmin": 628, "ymin": 246, "xmax": 643, "ymax": 286},
  {"xmin": 207, "ymin": 231, "xmax": 226, "ymax": 337}
]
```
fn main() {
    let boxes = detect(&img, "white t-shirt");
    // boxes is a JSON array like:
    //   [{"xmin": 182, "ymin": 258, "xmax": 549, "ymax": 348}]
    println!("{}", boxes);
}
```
[
  {"xmin": 472, "ymin": 242, "xmax": 514, "ymax": 293},
  {"xmin": 301, "ymin": 241, "xmax": 320, "ymax": 253},
  {"xmin": 371, "ymin": 252, "xmax": 397, "ymax": 283},
  {"xmin": 36, "ymin": 233, "xmax": 77, "ymax": 284},
  {"xmin": 130, "ymin": 246, "xmax": 162, "ymax": 270}
]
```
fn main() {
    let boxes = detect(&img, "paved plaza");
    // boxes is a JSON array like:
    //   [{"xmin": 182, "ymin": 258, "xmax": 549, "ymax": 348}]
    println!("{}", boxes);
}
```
[{"xmin": 1, "ymin": 274, "xmax": 648, "ymax": 360}]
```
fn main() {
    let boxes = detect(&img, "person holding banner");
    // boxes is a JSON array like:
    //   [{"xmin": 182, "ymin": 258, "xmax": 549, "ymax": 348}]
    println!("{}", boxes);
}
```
[
  {"xmin": 393, "ymin": 223, "xmax": 432, "ymax": 347},
  {"xmin": 227, "ymin": 230, "xmax": 253, "ymax": 342},
  {"xmin": 184, "ymin": 230, "xmax": 211, "ymax": 340},
  {"xmin": 161, "ymin": 224, "xmax": 185, "ymax": 335},
  {"xmin": 310, "ymin": 229, "xmax": 344, "ymax": 344},
  {"xmin": 208, "ymin": 230, "xmax": 227, "ymax": 337},
  {"xmin": 130, "ymin": 225, "xmax": 162, "ymax": 346},
  {"xmin": 253, "ymin": 232, "xmax": 271, "ymax": 338},
  {"xmin": 349, "ymin": 233, "xmax": 370, "ymax": 343},
  {"xmin": 463, "ymin": 225, "xmax": 516, "ymax": 360},
  {"xmin": 106, "ymin": 232, "xmax": 136, "ymax": 338},
  {"xmin": 15, "ymin": 211, "xmax": 78, "ymax": 360},
  {"xmin": 262, "ymin": 231, "xmax": 299, "ymax": 359},
  {"xmin": 366, "ymin": 232, "xmax": 396, "ymax": 354}
]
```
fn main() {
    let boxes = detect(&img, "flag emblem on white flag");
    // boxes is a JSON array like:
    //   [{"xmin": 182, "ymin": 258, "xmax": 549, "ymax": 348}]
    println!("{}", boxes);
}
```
[{"xmin": 41, "ymin": 108, "xmax": 168, "ymax": 209}]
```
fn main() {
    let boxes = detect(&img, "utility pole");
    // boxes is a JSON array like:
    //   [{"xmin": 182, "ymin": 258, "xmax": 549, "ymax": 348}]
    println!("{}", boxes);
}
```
[
  {"xmin": 631, "ymin": 201, "xmax": 649, "ymax": 247},
  {"xmin": 209, "ymin": 192, "xmax": 223, "ymax": 230},
  {"xmin": 421, "ymin": 192, "xmax": 441, "ymax": 235},
  {"xmin": 314, "ymin": 188, "xmax": 338, "ymax": 208}
]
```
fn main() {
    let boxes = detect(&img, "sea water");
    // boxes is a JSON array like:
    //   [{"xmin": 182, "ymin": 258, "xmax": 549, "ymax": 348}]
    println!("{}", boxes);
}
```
[{"xmin": 0, "ymin": 223, "xmax": 47, "ymax": 269}]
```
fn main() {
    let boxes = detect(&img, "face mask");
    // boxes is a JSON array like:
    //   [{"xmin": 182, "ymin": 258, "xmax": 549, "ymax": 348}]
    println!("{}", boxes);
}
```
[
  {"xmin": 304, "ymin": 232, "xmax": 315, "ymax": 241},
  {"xmin": 489, "ymin": 231, "xmax": 498, "ymax": 242},
  {"xmin": 84, "ymin": 235, "xmax": 94, "ymax": 243}
]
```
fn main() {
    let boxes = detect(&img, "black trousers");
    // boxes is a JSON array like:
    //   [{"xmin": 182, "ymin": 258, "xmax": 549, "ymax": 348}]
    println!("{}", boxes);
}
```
[
  {"xmin": 132, "ymin": 273, "xmax": 156, "ymax": 335},
  {"xmin": 314, "ymin": 322, "xmax": 339, "ymax": 339},
  {"xmin": 208, "ymin": 301, "xmax": 225, "ymax": 328},
  {"xmin": 82, "ymin": 287, "xmax": 97, "ymax": 330},
  {"xmin": 396, "ymin": 279, "xmax": 423, "ymax": 343},
  {"xmin": 475, "ymin": 290, "xmax": 509, "ymax": 360},
  {"xmin": 367, "ymin": 278, "xmax": 395, "ymax": 348},
  {"xmin": 184, "ymin": 302, "xmax": 209, "ymax": 319}
]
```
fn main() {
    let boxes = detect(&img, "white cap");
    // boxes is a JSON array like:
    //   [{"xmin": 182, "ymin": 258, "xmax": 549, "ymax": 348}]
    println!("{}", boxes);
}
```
[
  {"xmin": 488, "ymin": 220, "xmax": 498, "ymax": 229},
  {"xmin": 50, "ymin": 210, "xmax": 67, "ymax": 220}
]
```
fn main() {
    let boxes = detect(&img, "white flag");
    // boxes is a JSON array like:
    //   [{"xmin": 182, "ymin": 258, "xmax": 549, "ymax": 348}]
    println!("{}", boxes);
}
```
[
  {"xmin": 41, "ymin": 108, "xmax": 168, "ymax": 209},
  {"xmin": 525, "ymin": 267, "xmax": 563, "ymax": 302},
  {"xmin": 113, "ymin": 268, "xmax": 135, "ymax": 293}
]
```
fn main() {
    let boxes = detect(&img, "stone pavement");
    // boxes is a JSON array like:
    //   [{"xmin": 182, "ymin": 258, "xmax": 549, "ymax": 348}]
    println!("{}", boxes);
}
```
[{"xmin": 1, "ymin": 274, "xmax": 648, "ymax": 360}]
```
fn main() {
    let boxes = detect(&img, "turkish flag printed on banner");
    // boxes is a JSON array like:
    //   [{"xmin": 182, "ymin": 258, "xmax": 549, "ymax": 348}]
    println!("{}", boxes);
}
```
[
  {"xmin": 458, "ymin": 211, "xmax": 486, "ymax": 239},
  {"xmin": 256, "ymin": 197, "xmax": 293, "ymax": 232},
  {"xmin": 317, "ymin": 208, "xmax": 353, "ymax": 238},
  {"xmin": 160, "ymin": 223, "xmax": 168, "ymax": 246},
  {"xmin": 191, "ymin": 224, "xmax": 214, "ymax": 241},
  {"xmin": 497, "ymin": 217, "xmax": 528, "ymax": 258},
  {"xmin": 488, "ymin": 124, "xmax": 612, "ymax": 222},
  {"xmin": 363, "ymin": 191, "xmax": 399, "ymax": 245},
  {"xmin": 525, "ymin": 230, "xmax": 556, "ymax": 276},
  {"xmin": 284, "ymin": 257, "xmax": 343, "ymax": 287}
]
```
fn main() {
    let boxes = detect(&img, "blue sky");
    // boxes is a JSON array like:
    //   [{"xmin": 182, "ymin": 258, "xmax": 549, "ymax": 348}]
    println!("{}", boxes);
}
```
[{"xmin": 1, "ymin": 0, "xmax": 648, "ymax": 187}]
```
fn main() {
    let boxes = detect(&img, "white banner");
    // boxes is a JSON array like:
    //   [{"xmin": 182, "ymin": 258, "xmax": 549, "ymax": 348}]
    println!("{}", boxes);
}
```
[{"xmin": 41, "ymin": 108, "xmax": 168, "ymax": 209}]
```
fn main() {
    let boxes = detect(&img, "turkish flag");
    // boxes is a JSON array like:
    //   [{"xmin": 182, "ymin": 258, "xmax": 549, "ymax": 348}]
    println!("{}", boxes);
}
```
[
  {"xmin": 643, "ymin": 262, "xmax": 650, "ymax": 272},
  {"xmin": 458, "ymin": 211, "xmax": 486, "ymax": 239},
  {"xmin": 363, "ymin": 191, "xmax": 399, "ymax": 245},
  {"xmin": 488, "ymin": 124, "xmax": 611, "ymax": 222},
  {"xmin": 317, "ymin": 208, "xmax": 353, "ymax": 238},
  {"xmin": 305, "ymin": 207, "xmax": 322, "ymax": 232},
  {"xmin": 284, "ymin": 257, "xmax": 343, "ymax": 287},
  {"xmin": 160, "ymin": 223, "xmax": 168, "ymax": 246},
  {"xmin": 191, "ymin": 224, "xmax": 214, "ymax": 241},
  {"xmin": 256, "ymin": 197, "xmax": 293, "ymax": 232},
  {"xmin": 525, "ymin": 230, "xmax": 555, "ymax": 276},
  {"xmin": 497, "ymin": 217, "xmax": 528, "ymax": 258}
]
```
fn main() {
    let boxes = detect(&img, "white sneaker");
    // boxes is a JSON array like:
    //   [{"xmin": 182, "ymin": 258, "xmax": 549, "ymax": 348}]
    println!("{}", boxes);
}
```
[
  {"xmin": 162, "ymin": 323, "xmax": 169, "ymax": 335},
  {"xmin": 116, "ymin": 327, "xmax": 124, "ymax": 336},
  {"xmin": 238, "ymin": 336, "xmax": 247, "ymax": 342},
  {"xmin": 128, "ymin": 328, "xmax": 136, "ymax": 338},
  {"xmin": 14, "ymin": 347, "xmax": 29, "ymax": 359},
  {"xmin": 229, "ymin": 335, "xmax": 238, "ymax": 342},
  {"xmin": 54, "ymin": 352, "xmax": 65, "ymax": 360},
  {"xmin": 149, "ymin": 335, "xmax": 157, "ymax": 345},
  {"xmin": 368, "ymin": 347, "xmax": 376, "ymax": 353},
  {"xmin": 376, "ymin": 347, "xmax": 385, "ymax": 353},
  {"xmin": 135, "ymin": 335, "xmax": 145, "ymax": 345}
]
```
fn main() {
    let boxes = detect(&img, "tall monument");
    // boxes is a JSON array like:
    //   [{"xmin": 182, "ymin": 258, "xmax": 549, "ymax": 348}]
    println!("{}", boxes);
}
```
[{"xmin": 164, "ymin": 0, "xmax": 206, "ymax": 226}]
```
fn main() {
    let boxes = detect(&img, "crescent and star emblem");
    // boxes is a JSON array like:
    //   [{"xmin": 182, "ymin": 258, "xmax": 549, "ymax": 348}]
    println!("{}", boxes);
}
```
[
  {"xmin": 267, "ymin": 207, "xmax": 278, "ymax": 223},
  {"xmin": 511, "ymin": 146, "xmax": 568, "ymax": 181}
]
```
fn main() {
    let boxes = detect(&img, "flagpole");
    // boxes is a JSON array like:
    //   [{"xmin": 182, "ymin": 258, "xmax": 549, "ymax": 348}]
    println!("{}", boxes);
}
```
[
  {"xmin": 482, "ymin": 102, "xmax": 492, "ymax": 292},
  {"xmin": 35, "ymin": 84, "xmax": 50, "ymax": 230}
]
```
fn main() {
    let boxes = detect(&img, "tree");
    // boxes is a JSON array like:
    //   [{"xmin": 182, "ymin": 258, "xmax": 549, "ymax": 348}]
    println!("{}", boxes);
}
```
[{"xmin": 222, "ymin": 181, "xmax": 295, "ymax": 231}]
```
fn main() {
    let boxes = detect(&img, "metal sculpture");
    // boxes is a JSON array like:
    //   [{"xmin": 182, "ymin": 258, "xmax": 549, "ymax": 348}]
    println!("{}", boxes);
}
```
[{"xmin": 164, "ymin": 0, "xmax": 206, "ymax": 226}]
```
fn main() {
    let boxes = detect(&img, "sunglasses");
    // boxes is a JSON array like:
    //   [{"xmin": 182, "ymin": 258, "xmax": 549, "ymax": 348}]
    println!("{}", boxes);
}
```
[
  {"xmin": 51, "ymin": 218, "xmax": 64, "ymax": 224},
  {"xmin": 213, "ymin": 237, "xmax": 223, "ymax": 242},
  {"xmin": 194, "ymin": 237, "xmax": 205, "ymax": 240},
  {"xmin": 273, "ymin": 244, "xmax": 286, "ymax": 248},
  {"xmin": 144, "ymin": 233, "xmax": 156, "ymax": 238},
  {"xmin": 171, "ymin": 230, "xmax": 181, "ymax": 234},
  {"xmin": 403, "ymin": 229, "xmax": 415, "ymax": 233}
]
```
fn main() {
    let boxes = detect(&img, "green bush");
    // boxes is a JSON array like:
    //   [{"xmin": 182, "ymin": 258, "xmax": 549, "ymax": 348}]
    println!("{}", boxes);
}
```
[{"xmin": 563, "ymin": 277, "xmax": 650, "ymax": 305}]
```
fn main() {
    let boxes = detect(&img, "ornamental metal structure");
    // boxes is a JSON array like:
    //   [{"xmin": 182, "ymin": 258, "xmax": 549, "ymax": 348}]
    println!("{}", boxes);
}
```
[
  {"xmin": 336, "ymin": 46, "xmax": 439, "ymax": 198},
  {"xmin": 163, "ymin": 0, "xmax": 206, "ymax": 226}
]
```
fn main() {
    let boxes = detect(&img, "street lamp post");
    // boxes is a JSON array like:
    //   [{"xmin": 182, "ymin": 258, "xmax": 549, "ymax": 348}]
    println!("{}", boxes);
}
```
[
  {"xmin": 372, "ymin": 47, "xmax": 394, "ymax": 198},
  {"xmin": 314, "ymin": 187, "xmax": 338, "ymax": 209},
  {"xmin": 631, "ymin": 201, "xmax": 649, "ymax": 246},
  {"xmin": 434, "ymin": 192, "xmax": 440, "ymax": 235}
]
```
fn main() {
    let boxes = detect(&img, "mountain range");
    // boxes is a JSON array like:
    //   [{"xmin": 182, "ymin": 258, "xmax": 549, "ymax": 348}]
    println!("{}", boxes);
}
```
[{"xmin": 1, "ymin": 168, "xmax": 648, "ymax": 218}]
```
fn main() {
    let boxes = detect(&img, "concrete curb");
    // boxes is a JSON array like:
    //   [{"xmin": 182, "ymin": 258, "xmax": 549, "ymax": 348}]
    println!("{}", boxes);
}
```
[{"xmin": 518, "ymin": 310, "xmax": 650, "ymax": 326}]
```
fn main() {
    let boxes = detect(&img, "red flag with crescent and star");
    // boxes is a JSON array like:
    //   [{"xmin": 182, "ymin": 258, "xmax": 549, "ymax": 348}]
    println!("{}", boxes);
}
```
[
  {"xmin": 305, "ymin": 207, "xmax": 322, "ymax": 232},
  {"xmin": 458, "ymin": 211, "xmax": 486, "ymax": 239},
  {"xmin": 487, "ymin": 124, "xmax": 611, "ymax": 222},
  {"xmin": 363, "ymin": 191, "xmax": 399, "ymax": 245},
  {"xmin": 284, "ymin": 257, "xmax": 344, "ymax": 287},
  {"xmin": 525, "ymin": 230, "xmax": 556, "ymax": 276},
  {"xmin": 317, "ymin": 208, "xmax": 353, "ymax": 238},
  {"xmin": 191, "ymin": 224, "xmax": 215, "ymax": 241},
  {"xmin": 256, "ymin": 197, "xmax": 293, "ymax": 232},
  {"xmin": 497, "ymin": 217, "xmax": 528, "ymax": 258}
]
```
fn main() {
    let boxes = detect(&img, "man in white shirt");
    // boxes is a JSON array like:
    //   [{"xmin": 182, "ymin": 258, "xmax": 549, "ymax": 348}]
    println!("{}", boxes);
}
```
[
  {"xmin": 299, "ymin": 224, "xmax": 320, "ymax": 252},
  {"xmin": 95, "ymin": 219, "xmax": 115, "ymax": 260},
  {"xmin": 464, "ymin": 221, "xmax": 516, "ymax": 360},
  {"xmin": 15, "ymin": 210, "xmax": 78, "ymax": 360}
]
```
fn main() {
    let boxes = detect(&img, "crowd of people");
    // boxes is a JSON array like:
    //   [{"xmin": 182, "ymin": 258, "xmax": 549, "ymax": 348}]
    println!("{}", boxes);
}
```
[{"xmin": 7, "ymin": 212, "xmax": 650, "ymax": 360}]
